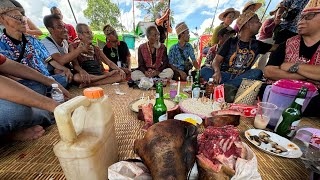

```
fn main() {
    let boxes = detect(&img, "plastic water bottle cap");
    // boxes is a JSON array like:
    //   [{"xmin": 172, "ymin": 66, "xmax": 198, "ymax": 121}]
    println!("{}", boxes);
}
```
[
  {"xmin": 83, "ymin": 87, "xmax": 104, "ymax": 99},
  {"xmin": 51, "ymin": 83, "xmax": 58, "ymax": 88}
]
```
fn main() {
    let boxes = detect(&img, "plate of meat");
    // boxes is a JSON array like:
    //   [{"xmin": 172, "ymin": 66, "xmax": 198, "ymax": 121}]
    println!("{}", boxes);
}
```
[{"xmin": 245, "ymin": 129, "xmax": 303, "ymax": 158}]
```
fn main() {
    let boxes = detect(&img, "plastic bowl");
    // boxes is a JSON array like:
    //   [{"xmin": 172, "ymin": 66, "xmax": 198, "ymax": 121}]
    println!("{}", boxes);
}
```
[{"xmin": 174, "ymin": 113, "xmax": 203, "ymax": 125}]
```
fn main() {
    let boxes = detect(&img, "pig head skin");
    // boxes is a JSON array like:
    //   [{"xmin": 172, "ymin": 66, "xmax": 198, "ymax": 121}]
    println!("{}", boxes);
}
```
[{"xmin": 134, "ymin": 119, "xmax": 198, "ymax": 180}]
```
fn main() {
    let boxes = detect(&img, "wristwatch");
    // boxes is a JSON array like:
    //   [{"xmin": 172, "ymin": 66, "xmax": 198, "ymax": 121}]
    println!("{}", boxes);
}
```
[{"xmin": 288, "ymin": 63, "xmax": 299, "ymax": 73}]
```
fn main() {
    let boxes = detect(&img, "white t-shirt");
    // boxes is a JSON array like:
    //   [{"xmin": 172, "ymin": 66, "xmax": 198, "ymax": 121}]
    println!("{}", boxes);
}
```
[{"xmin": 41, "ymin": 36, "xmax": 68, "ymax": 55}]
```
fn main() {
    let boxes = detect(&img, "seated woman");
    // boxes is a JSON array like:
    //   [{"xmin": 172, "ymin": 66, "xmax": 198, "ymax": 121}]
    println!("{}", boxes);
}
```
[
  {"xmin": 131, "ymin": 26, "xmax": 173, "ymax": 81},
  {"xmin": 71, "ymin": 23, "xmax": 126, "ymax": 87}
]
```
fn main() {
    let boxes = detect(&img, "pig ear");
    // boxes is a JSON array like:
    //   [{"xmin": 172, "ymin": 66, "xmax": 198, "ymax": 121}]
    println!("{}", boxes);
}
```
[{"xmin": 185, "ymin": 124, "xmax": 197, "ymax": 138}]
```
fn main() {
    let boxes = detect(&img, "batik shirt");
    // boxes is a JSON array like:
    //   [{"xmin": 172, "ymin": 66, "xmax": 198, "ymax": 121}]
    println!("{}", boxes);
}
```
[
  {"xmin": 280, "ymin": 0, "xmax": 309, "ymax": 33},
  {"xmin": 168, "ymin": 43, "xmax": 196, "ymax": 71},
  {"xmin": 0, "ymin": 31, "xmax": 50, "ymax": 76}
]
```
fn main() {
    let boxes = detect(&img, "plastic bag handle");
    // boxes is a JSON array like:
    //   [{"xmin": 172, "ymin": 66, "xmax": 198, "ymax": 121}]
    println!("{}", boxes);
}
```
[{"xmin": 54, "ymin": 96, "xmax": 91, "ymax": 143}]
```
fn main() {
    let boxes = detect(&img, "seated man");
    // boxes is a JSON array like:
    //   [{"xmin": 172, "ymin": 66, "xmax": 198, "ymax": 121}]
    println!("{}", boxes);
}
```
[
  {"xmin": 71, "ymin": 23, "xmax": 126, "ymax": 87},
  {"xmin": 0, "ymin": 0, "xmax": 70, "ymax": 90},
  {"xmin": 50, "ymin": 6, "xmax": 78, "ymax": 43},
  {"xmin": 201, "ymin": 27, "xmax": 235, "ymax": 81},
  {"xmin": 264, "ymin": 1, "xmax": 320, "ymax": 117},
  {"xmin": 207, "ymin": 8, "xmax": 239, "ymax": 47},
  {"xmin": 42, "ymin": 14, "xmax": 90, "ymax": 83},
  {"xmin": 102, "ymin": 24, "xmax": 131, "ymax": 75},
  {"xmin": 0, "ymin": 54, "xmax": 70, "ymax": 141},
  {"xmin": 131, "ymin": 26, "xmax": 173, "ymax": 81},
  {"xmin": 169, "ymin": 22, "xmax": 199, "ymax": 81},
  {"xmin": 203, "ymin": 11, "xmax": 273, "ymax": 87}
]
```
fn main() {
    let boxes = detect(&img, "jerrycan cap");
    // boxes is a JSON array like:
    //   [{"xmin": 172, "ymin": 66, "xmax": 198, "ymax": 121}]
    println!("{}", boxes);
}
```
[{"xmin": 83, "ymin": 87, "xmax": 104, "ymax": 99}]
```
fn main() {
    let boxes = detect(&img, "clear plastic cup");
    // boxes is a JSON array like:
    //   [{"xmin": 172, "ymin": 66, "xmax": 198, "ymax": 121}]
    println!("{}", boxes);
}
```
[
  {"xmin": 292, "ymin": 129, "xmax": 313, "ymax": 153},
  {"xmin": 254, "ymin": 102, "xmax": 277, "ymax": 129}
]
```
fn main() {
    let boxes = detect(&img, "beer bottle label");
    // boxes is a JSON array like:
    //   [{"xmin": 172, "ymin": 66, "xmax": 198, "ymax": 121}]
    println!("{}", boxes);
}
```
[
  {"xmin": 287, "ymin": 119, "xmax": 301, "ymax": 137},
  {"xmin": 295, "ymin": 98, "xmax": 304, "ymax": 105},
  {"xmin": 155, "ymin": 93, "xmax": 159, "ymax": 98}
]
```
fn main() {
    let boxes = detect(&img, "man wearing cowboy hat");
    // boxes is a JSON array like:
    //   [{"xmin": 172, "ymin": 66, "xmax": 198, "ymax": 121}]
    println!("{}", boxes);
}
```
[
  {"xmin": 42, "ymin": 14, "xmax": 90, "ymax": 83},
  {"xmin": 258, "ymin": 3, "xmax": 282, "ymax": 43},
  {"xmin": 233, "ymin": 1, "xmax": 262, "ymax": 33},
  {"xmin": 273, "ymin": 0, "xmax": 309, "ymax": 44},
  {"xmin": 0, "ymin": 0, "xmax": 71, "ymax": 89},
  {"xmin": 103, "ymin": 24, "xmax": 131, "ymax": 76},
  {"xmin": 169, "ymin": 22, "xmax": 199, "ymax": 81},
  {"xmin": 207, "ymin": 11, "xmax": 273, "ymax": 87},
  {"xmin": 264, "ymin": 0, "xmax": 320, "ymax": 117},
  {"xmin": 208, "ymin": 8, "xmax": 240, "ymax": 47}
]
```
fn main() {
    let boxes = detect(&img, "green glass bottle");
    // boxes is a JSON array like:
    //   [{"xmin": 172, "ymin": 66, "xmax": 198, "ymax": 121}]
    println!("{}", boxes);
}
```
[
  {"xmin": 275, "ymin": 87, "xmax": 308, "ymax": 138},
  {"xmin": 153, "ymin": 82, "xmax": 167, "ymax": 123},
  {"xmin": 192, "ymin": 70, "xmax": 200, "ymax": 90}
]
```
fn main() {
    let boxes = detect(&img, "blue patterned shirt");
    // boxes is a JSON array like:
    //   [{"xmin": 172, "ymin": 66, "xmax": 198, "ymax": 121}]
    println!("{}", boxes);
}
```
[
  {"xmin": 280, "ymin": 0, "xmax": 309, "ymax": 33},
  {"xmin": 168, "ymin": 43, "xmax": 196, "ymax": 71},
  {"xmin": 0, "ymin": 32, "xmax": 50, "ymax": 76}
]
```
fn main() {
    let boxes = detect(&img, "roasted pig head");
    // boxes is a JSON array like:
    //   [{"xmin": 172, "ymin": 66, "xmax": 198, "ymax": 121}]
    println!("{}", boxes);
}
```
[{"xmin": 134, "ymin": 119, "xmax": 198, "ymax": 180}]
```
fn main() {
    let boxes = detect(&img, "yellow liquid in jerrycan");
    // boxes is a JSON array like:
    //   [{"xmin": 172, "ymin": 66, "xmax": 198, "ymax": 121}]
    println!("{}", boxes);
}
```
[{"xmin": 53, "ymin": 87, "xmax": 118, "ymax": 180}]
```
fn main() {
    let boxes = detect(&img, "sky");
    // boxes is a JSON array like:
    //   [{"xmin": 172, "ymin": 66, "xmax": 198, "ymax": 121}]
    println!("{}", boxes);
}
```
[{"xmin": 20, "ymin": 0, "xmax": 281, "ymax": 35}]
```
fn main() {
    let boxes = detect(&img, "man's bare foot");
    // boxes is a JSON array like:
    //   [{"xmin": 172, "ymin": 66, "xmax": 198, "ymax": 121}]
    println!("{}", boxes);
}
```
[{"xmin": 9, "ymin": 125, "xmax": 45, "ymax": 141}]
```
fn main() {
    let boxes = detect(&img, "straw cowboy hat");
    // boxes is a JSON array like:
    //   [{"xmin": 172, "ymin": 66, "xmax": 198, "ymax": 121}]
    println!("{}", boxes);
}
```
[
  {"xmin": 302, "ymin": 0, "xmax": 320, "ymax": 13},
  {"xmin": 0, "ymin": 0, "xmax": 22, "ymax": 15},
  {"xmin": 269, "ymin": 3, "xmax": 283, "ymax": 16},
  {"xmin": 236, "ymin": 10, "xmax": 257, "ymax": 31},
  {"xmin": 175, "ymin": 22, "xmax": 189, "ymax": 36},
  {"xmin": 242, "ymin": 1, "xmax": 262, "ymax": 13},
  {"xmin": 218, "ymin": 8, "xmax": 240, "ymax": 21}
]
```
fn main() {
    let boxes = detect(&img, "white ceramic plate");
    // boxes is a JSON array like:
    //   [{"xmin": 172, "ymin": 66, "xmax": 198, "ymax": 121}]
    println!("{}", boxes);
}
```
[
  {"xmin": 245, "ymin": 129, "xmax": 303, "ymax": 158},
  {"xmin": 129, "ymin": 99, "xmax": 176, "ymax": 113},
  {"xmin": 174, "ymin": 113, "xmax": 203, "ymax": 125}
]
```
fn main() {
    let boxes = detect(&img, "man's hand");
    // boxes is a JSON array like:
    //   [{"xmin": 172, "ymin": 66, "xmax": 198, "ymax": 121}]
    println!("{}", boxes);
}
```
[
  {"xmin": 79, "ymin": 69, "xmax": 91, "ymax": 84},
  {"xmin": 58, "ymin": 83, "xmax": 71, "ymax": 100},
  {"xmin": 150, "ymin": 70, "xmax": 160, "ymax": 77},
  {"xmin": 77, "ymin": 42, "xmax": 90, "ymax": 53},
  {"xmin": 62, "ymin": 68, "xmax": 73, "ymax": 83},
  {"xmin": 122, "ymin": 68, "xmax": 131, "ymax": 75},
  {"xmin": 280, "ymin": 62, "xmax": 295, "ymax": 72},
  {"xmin": 274, "ymin": 18, "xmax": 281, "ymax": 25},
  {"xmin": 119, "ymin": 69, "xmax": 126, "ymax": 79},
  {"xmin": 212, "ymin": 71, "xmax": 222, "ymax": 84},
  {"xmin": 179, "ymin": 70, "xmax": 187, "ymax": 80},
  {"xmin": 105, "ymin": 70, "xmax": 118, "ymax": 77}
]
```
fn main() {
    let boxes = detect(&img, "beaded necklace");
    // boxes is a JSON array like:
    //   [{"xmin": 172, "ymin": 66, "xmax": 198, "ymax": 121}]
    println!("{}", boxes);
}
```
[{"xmin": 2, "ymin": 33, "xmax": 41, "ymax": 72}]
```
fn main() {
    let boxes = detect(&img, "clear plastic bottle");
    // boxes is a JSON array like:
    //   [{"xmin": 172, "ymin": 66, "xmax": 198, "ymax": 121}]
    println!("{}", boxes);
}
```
[
  {"xmin": 186, "ymin": 70, "xmax": 193, "ymax": 90},
  {"xmin": 51, "ymin": 83, "xmax": 64, "ymax": 103}
]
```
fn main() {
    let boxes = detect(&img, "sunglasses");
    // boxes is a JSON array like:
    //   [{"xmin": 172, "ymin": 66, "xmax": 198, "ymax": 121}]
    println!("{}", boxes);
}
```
[
  {"xmin": 3, "ymin": 13, "xmax": 24, "ymax": 23},
  {"xmin": 300, "ymin": 12, "xmax": 320, "ymax": 21}
]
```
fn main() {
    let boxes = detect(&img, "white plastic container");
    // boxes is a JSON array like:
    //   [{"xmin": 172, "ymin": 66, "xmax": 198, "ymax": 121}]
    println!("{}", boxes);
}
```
[{"xmin": 53, "ymin": 87, "xmax": 118, "ymax": 180}]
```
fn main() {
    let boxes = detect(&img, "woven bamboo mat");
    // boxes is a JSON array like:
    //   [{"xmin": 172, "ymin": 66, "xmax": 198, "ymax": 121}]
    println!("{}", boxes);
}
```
[{"xmin": 0, "ymin": 83, "xmax": 319, "ymax": 179}]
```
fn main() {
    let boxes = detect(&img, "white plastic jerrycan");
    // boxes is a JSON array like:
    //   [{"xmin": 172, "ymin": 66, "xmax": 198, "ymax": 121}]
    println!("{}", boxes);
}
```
[{"xmin": 53, "ymin": 87, "xmax": 118, "ymax": 180}]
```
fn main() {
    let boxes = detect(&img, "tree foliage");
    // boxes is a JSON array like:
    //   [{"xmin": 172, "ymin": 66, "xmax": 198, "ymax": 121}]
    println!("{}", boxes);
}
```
[
  {"xmin": 84, "ymin": 0, "xmax": 123, "ymax": 31},
  {"xmin": 136, "ymin": 0, "xmax": 174, "ymax": 24}
]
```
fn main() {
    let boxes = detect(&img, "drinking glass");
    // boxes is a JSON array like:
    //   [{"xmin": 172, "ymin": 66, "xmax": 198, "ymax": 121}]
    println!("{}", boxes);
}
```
[{"xmin": 254, "ymin": 102, "xmax": 277, "ymax": 129}]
